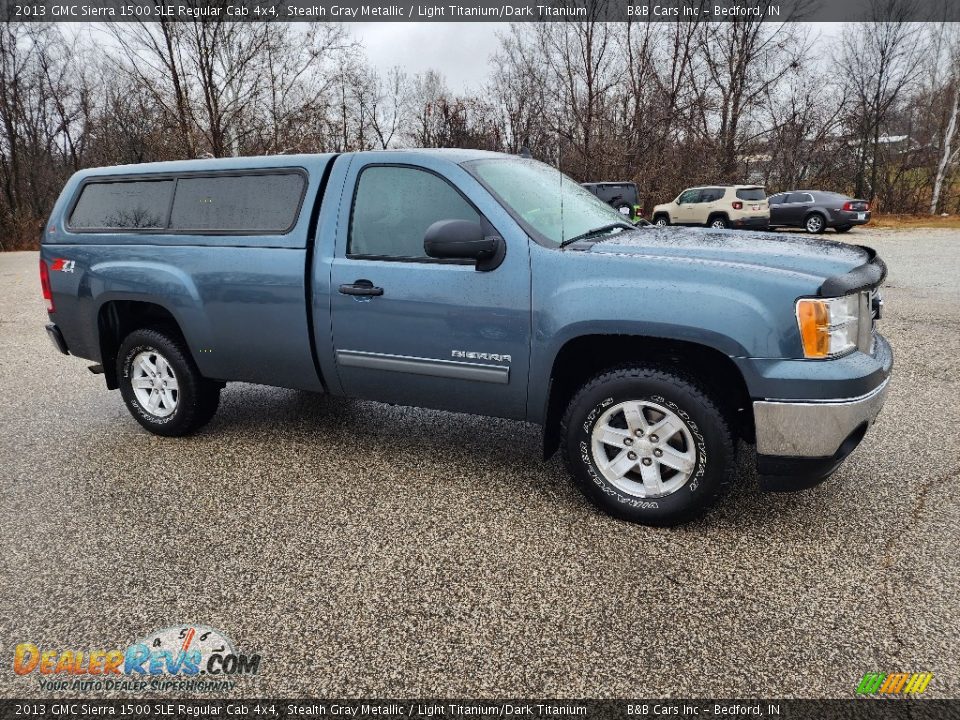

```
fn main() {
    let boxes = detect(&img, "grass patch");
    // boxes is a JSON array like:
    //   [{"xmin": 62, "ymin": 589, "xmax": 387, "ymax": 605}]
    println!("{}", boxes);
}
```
[{"xmin": 870, "ymin": 214, "xmax": 960, "ymax": 230}]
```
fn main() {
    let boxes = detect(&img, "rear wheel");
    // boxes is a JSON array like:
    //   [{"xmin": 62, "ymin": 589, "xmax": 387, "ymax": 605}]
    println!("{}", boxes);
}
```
[
  {"xmin": 835, "ymin": 225, "xmax": 852, "ymax": 233},
  {"xmin": 805, "ymin": 213, "xmax": 826, "ymax": 233},
  {"xmin": 708, "ymin": 215, "xmax": 729, "ymax": 229},
  {"xmin": 118, "ymin": 328, "xmax": 220, "ymax": 437},
  {"xmin": 561, "ymin": 365, "xmax": 735, "ymax": 526}
]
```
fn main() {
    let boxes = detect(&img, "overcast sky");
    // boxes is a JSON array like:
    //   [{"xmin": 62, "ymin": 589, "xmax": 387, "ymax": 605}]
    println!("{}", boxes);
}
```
[
  {"xmin": 349, "ymin": 23, "xmax": 507, "ymax": 93},
  {"xmin": 348, "ymin": 22, "xmax": 844, "ymax": 93},
  {"xmin": 74, "ymin": 21, "xmax": 845, "ymax": 95}
]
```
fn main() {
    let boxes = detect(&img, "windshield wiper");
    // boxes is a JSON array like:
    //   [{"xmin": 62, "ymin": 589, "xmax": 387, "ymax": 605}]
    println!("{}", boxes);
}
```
[{"xmin": 560, "ymin": 222, "xmax": 635, "ymax": 247}]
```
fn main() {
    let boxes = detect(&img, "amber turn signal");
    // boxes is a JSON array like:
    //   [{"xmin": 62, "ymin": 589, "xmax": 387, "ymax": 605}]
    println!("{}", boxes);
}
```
[{"xmin": 796, "ymin": 298, "xmax": 830, "ymax": 358}]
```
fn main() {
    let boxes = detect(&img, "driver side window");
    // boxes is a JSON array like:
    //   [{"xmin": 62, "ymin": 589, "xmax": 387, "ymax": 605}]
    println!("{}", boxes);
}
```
[
  {"xmin": 678, "ymin": 190, "xmax": 700, "ymax": 204},
  {"xmin": 349, "ymin": 166, "xmax": 481, "ymax": 259}
]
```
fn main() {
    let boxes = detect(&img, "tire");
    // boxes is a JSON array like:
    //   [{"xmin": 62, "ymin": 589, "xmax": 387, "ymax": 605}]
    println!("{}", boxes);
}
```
[
  {"xmin": 708, "ymin": 215, "xmax": 729, "ymax": 229},
  {"xmin": 560, "ymin": 365, "xmax": 735, "ymax": 527},
  {"xmin": 117, "ymin": 328, "xmax": 221, "ymax": 437},
  {"xmin": 653, "ymin": 214, "xmax": 670, "ymax": 227},
  {"xmin": 614, "ymin": 201, "xmax": 633, "ymax": 218},
  {"xmin": 804, "ymin": 213, "xmax": 826, "ymax": 233},
  {"xmin": 835, "ymin": 225, "xmax": 852, "ymax": 233}
]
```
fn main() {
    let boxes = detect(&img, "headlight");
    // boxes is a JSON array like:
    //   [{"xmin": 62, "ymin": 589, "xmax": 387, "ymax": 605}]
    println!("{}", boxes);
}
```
[{"xmin": 796, "ymin": 294, "xmax": 860, "ymax": 358}]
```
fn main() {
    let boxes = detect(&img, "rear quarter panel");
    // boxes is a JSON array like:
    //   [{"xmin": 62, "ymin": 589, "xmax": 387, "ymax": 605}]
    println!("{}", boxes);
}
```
[{"xmin": 42, "ymin": 155, "xmax": 332, "ymax": 390}]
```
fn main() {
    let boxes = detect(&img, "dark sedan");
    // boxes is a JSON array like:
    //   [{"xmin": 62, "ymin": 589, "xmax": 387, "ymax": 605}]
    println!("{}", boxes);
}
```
[{"xmin": 768, "ymin": 191, "xmax": 871, "ymax": 233}]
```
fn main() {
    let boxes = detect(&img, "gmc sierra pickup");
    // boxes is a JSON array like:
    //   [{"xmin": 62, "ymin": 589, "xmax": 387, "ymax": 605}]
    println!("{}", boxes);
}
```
[{"xmin": 39, "ymin": 150, "xmax": 892, "ymax": 526}]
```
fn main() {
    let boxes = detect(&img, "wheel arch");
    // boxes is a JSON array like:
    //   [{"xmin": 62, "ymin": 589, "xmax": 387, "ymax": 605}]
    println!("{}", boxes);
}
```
[
  {"xmin": 541, "ymin": 333, "xmax": 753, "ymax": 459},
  {"xmin": 96, "ymin": 300, "xmax": 188, "ymax": 390}
]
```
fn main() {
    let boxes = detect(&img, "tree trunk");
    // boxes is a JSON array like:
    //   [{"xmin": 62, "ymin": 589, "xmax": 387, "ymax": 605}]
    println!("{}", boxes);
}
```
[{"xmin": 930, "ymin": 83, "xmax": 959, "ymax": 214}]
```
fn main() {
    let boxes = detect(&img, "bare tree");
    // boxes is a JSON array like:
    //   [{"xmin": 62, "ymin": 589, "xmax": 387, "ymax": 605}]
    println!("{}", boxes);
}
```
[
  {"xmin": 108, "ymin": 10, "xmax": 349, "ymax": 158},
  {"xmin": 360, "ymin": 65, "xmax": 410, "ymax": 150},
  {"xmin": 623, "ymin": 18, "xmax": 702, "ymax": 204},
  {"xmin": 927, "ymin": 15, "xmax": 960, "ymax": 213},
  {"xmin": 3, "ymin": 16, "xmax": 959, "ymax": 252},
  {"xmin": 0, "ymin": 21, "xmax": 90, "ymax": 247},
  {"xmin": 536, "ymin": 13, "xmax": 620, "ymax": 178},
  {"xmin": 489, "ymin": 26, "xmax": 553, "ymax": 158},
  {"xmin": 105, "ymin": 16, "xmax": 197, "ymax": 156},
  {"xmin": 837, "ymin": 0, "xmax": 926, "ymax": 202},
  {"xmin": 696, "ymin": 11, "xmax": 809, "ymax": 179}
]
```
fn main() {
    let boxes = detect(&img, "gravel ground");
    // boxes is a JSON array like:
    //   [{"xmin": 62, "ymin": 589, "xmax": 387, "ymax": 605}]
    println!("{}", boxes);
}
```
[{"xmin": 1, "ymin": 228, "xmax": 958, "ymax": 699}]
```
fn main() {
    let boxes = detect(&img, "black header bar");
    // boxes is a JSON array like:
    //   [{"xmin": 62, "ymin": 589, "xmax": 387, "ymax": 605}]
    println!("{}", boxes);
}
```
[
  {"xmin": 2, "ymin": 0, "xmax": 960, "ymax": 23},
  {"xmin": 1, "ymin": 700, "xmax": 958, "ymax": 720}
]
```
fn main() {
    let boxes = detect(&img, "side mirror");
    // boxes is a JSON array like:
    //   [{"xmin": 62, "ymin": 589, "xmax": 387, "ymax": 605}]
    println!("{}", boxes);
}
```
[{"xmin": 424, "ymin": 219, "xmax": 505, "ymax": 272}]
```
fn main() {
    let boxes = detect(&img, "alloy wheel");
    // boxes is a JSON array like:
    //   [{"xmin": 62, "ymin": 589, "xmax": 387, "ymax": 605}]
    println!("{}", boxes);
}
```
[
  {"xmin": 130, "ymin": 350, "xmax": 179, "ymax": 417},
  {"xmin": 590, "ymin": 399, "xmax": 697, "ymax": 499}
]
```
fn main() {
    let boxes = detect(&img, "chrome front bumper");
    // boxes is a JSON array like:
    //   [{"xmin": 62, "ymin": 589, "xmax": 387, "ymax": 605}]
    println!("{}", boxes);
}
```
[{"xmin": 753, "ymin": 378, "xmax": 890, "ymax": 458}]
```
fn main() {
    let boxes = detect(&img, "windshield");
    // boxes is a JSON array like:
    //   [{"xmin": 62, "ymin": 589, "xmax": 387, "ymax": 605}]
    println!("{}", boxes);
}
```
[{"xmin": 466, "ymin": 158, "xmax": 631, "ymax": 246}]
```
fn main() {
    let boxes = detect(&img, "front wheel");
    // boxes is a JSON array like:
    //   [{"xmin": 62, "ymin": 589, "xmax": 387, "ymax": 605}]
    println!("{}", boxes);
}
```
[
  {"xmin": 118, "ymin": 328, "xmax": 220, "ymax": 437},
  {"xmin": 561, "ymin": 365, "xmax": 735, "ymax": 526},
  {"xmin": 653, "ymin": 214, "xmax": 670, "ymax": 227}
]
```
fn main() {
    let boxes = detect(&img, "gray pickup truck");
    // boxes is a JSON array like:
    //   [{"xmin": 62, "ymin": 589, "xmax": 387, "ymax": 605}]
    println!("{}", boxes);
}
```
[{"xmin": 40, "ymin": 150, "xmax": 892, "ymax": 526}]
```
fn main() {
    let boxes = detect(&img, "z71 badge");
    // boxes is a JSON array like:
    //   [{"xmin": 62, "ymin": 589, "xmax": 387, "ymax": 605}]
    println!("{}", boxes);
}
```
[{"xmin": 50, "ymin": 258, "xmax": 75, "ymax": 273}]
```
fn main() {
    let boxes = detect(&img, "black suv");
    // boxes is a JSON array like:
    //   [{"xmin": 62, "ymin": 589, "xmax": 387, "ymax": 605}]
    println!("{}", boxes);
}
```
[
  {"xmin": 768, "ymin": 191, "xmax": 871, "ymax": 233},
  {"xmin": 582, "ymin": 182, "xmax": 642, "ymax": 221}
]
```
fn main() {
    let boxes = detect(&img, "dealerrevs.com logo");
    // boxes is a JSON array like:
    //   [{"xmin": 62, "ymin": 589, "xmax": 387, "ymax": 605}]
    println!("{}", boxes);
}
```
[
  {"xmin": 13, "ymin": 625, "xmax": 260, "ymax": 693},
  {"xmin": 856, "ymin": 672, "xmax": 934, "ymax": 696}
]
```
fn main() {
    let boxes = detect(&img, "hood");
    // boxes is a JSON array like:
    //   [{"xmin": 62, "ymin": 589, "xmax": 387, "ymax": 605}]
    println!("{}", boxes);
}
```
[{"xmin": 585, "ymin": 227, "xmax": 870, "ymax": 285}]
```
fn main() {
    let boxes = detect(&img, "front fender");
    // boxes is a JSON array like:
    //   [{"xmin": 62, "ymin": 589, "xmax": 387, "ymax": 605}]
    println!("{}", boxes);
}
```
[{"xmin": 527, "ymin": 245, "xmax": 812, "ymax": 423}]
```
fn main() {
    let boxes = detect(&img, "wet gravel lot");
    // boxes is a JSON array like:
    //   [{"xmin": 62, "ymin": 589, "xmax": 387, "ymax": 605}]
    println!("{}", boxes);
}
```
[{"xmin": 1, "ymin": 228, "xmax": 958, "ymax": 699}]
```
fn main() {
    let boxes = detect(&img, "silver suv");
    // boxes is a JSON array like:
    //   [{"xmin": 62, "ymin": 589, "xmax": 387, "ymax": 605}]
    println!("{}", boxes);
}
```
[{"xmin": 652, "ymin": 185, "xmax": 769, "ymax": 230}]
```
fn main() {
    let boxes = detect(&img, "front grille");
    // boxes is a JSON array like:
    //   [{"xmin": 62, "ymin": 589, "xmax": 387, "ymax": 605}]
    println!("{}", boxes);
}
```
[
  {"xmin": 856, "ymin": 289, "xmax": 884, "ymax": 354},
  {"xmin": 871, "ymin": 289, "xmax": 883, "ymax": 320},
  {"xmin": 858, "ymin": 290, "xmax": 875, "ymax": 353}
]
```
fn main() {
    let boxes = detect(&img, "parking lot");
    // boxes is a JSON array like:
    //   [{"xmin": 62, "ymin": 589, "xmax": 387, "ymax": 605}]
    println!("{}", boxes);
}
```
[{"xmin": 1, "ymin": 227, "xmax": 958, "ymax": 699}]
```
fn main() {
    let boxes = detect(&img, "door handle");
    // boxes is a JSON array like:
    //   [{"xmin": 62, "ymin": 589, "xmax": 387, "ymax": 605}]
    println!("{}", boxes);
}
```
[{"xmin": 339, "ymin": 279, "xmax": 384, "ymax": 297}]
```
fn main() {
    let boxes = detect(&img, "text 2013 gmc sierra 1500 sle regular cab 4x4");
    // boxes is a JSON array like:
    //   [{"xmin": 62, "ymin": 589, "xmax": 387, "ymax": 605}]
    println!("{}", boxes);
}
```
[{"xmin": 39, "ymin": 150, "xmax": 892, "ymax": 526}]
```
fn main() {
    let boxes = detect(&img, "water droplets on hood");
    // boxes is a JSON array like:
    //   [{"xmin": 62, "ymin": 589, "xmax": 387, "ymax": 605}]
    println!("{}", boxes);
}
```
[{"xmin": 585, "ymin": 226, "xmax": 871, "ymax": 280}]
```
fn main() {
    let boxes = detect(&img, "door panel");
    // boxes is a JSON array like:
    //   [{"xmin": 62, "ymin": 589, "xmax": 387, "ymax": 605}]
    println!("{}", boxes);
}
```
[
  {"xmin": 768, "ymin": 194, "xmax": 787, "ymax": 224},
  {"xmin": 784, "ymin": 193, "xmax": 812, "ymax": 224},
  {"xmin": 327, "ymin": 154, "xmax": 531, "ymax": 420},
  {"xmin": 699, "ymin": 188, "xmax": 723, "ymax": 223},
  {"xmin": 675, "ymin": 190, "xmax": 701, "ymax": 224}
]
